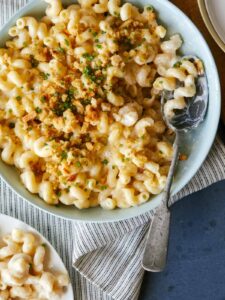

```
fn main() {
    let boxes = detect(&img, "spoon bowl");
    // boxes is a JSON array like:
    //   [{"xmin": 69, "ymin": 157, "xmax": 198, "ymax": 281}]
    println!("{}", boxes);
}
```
[{"xmin": 161, "ymin": 56, "xmax": 209, "ymax": 131}]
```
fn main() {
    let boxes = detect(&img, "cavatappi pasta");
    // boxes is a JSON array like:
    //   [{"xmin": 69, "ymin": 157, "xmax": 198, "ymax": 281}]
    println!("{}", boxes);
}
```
[
  {"xmin": 0, "ymin": 0, "xmax": 198, "ymax": 209},
  {"xmin": 0, "ymin": 228, "xmax": 69, "ymax": 300}
]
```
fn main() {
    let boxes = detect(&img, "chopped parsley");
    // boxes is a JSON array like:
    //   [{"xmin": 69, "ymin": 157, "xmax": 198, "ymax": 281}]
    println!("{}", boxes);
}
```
[
  {"xmin": 56, "ymin": 190, "xmax": 62, "ymax": 197},
  {"xmin": 35, "ymin": 107, "xmax": 42, "ymax": 114},
  {"xmin": 92, "ymin": 31, "xmax": 98, "ymax": 37},
  {"xmin": 96, "ymin": 44, "xmax": 102, "ymax": 49},
  {"xmin": 61, "ymin": 151, "xmax": 68, "ymax": 160},
  {"xmin": 82, "ymin": 53, "xmax": 95, "ymax": 62},
  {"xmin": 121, "ymin": 38, "xmax": 133, "ymax": 50},
  {"xmin": 113, "ymin": 11, "xmax": 120, "ymax": 17},
  {"xmin": 81, "ymin": 99, "xmax": 91, "ymax": 106},
  {"xmin": 64, "ymin": 39, "xmax": 70, "ymax": 46},
  {"xmin": 41, "ymin": 96, "xmax": 47, "ymax": 103},
  {"xmin": 83, "ymin": 66, "xmax": 96, "ymax": 82},
  {"xmin": 102, "ymin": 159, "xmax": 109, "ymax": 165},
  {"xmin": 16, "ymin": 96, "xmax": 22, "ymax": 101},
  {"xmin": 57, "ymin": 47, "xmax": 65, "ymax": 54},
  {"xmin": 83, "ymin": 65, "xmax": 93, "ymax": 76},
  {"xmin": 112, "ymin": 165, "xmax": 116, "ymax": 169},
  {"xmin": 40, "ymin": 72, "xmax": 50, "ymax": 80},
  {"xmin": 66, "ymin": 89, "xmax": 75, "ymax": 99},
  {"xmin": 75, "ymin": 161, "xmax": 81, "ymax": 167},
  {"xmin": 30, "ymin": 55, "xmax": 39, "ymax": 68},
  {"xmin": 173, "ymin": 61, "xmax": 182, "ymax": 68},
  {"xmin": 146, "ymin": 5, "xmax": 154, "ymax": 11},
  {"xmin": 9, "ymin": 122, "xmax": 15, "ymax": 129},
  {"xmin": 100, "ymin": 185, "xmax": 108, "ymax": 190},
  {"xmin": 53, "ymin": 98, "xmax": 77, "ymax": 116},
  {"xmin": 83, "ymin": 133, "xmax": 91, "ymax": 142}
]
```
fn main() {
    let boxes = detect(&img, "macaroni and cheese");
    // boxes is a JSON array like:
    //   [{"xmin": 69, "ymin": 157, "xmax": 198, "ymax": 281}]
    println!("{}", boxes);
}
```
[
  {"xmin": 0, "ymin": 0, "xmax": 199, "ymax": 209},
  {"xmin": 0, "ymin": 228, "xmax": 69, "ymax": 299}
]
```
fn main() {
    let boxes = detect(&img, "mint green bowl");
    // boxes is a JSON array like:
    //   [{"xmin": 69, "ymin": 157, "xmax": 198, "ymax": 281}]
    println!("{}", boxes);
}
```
[{"xmin": 0, "ymin": 0, "xmax": 221, "ymax": 222}]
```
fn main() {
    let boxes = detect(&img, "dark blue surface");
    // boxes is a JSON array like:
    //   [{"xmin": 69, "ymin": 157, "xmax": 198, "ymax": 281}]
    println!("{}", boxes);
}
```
[{"xmin": 140, "ymin": 179, "xmax": 225, "ymax": 300}]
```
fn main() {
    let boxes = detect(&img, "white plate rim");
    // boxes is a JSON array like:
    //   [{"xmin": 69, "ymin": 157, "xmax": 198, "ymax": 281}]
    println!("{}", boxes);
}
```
[
  {"xmin": 0, "ymin": 213, "xmax": 74, "ymax": 299},
  {"xmin": 205, "ymin": 0, "xmax": 225, "ymax": 45}
]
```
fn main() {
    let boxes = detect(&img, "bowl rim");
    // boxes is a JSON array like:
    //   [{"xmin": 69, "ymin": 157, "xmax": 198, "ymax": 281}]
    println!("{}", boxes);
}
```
[
  {"xmin": 198, "ymin": 0, "xmax": 225, "ymax": 53},
  {"xmin": 0, "ymin": 0, "xmax": 221, "ymax": 222}
]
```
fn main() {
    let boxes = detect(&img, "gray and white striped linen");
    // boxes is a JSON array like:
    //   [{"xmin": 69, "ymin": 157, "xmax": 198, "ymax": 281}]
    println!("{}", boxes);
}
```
[{"xmin": 0, "ymin": 1, "xmax": 225, "ymax": 300}]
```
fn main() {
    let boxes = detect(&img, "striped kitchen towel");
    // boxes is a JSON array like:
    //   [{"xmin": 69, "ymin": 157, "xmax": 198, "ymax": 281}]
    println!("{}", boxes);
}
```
[{"xmin": 1, "ymin": 2, "xmax": 225, "ymax": 300}]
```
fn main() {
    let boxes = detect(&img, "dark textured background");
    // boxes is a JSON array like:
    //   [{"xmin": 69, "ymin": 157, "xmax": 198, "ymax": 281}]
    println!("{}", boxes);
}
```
[{"xmin": 140, "ymin": 178, "xmax": 225, "ymax": 300}]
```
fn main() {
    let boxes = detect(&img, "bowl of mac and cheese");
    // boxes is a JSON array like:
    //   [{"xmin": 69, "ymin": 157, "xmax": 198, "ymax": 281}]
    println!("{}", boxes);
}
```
[
  {"xmin": 0, "ymin": 0, "xmax": 220, "ymax": 221},
  {"xmin": 0, "ymin": 213, "xmax": 73, "ymax": 299}
]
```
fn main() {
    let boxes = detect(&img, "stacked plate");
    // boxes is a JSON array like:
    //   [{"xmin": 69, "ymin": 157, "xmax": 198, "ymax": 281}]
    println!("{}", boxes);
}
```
[{"xmin": 198, "ymin": 0, "xmax": 225, "ymax": 52}]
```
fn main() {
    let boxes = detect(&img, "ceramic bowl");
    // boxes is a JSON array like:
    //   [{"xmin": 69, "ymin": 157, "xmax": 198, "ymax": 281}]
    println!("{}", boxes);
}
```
[
  {"xmin": 0, "ymin": 0, "xmax": 221, "ymax": 222},
  {"xmin": 198, "ymin": 0, "xmax": 225, "ymax": 53}
]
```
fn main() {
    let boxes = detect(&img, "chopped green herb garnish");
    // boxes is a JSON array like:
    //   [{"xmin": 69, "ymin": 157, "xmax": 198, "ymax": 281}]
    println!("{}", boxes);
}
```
[
  {"xmin": 53, "ymin": 97, "xmax": 77, "ymax": 116},
  {"xmin": 82, "ymin": 53, "xmax": 95, "ymax": 62},
  {"xmin": 100, "ymin": 185, "xmax": 108, "ymax": 190},
  {"xmin": 16, "ymin": 96, "xmax": 22, "ymax": 101},
  {"xmin": 61, "ymin": 151, "xmax": 68, "ymax": 160},
  {"xmin": 41, "ymin": 96, "xmax": 47, "ymax": 103},
  {"xmin": 64, "ymin": 39, "xmax": 70, "ymax": 46},
  {"xmin": 173, "ymin": 61, "xmax": 182, "ymax": 68},
  {"xmin": 9, "ymin": 122, "xmax": 15, "ymax": 129},
  {"xmin": 30, "ymin": 55, "xmax": 39, "ymax": 68},
  {"xmin": 146, "ymin": 5, "xmax": 154, "ymax": 11},
  {"xmin": 112, "ymin": 165, "xmax": 116, "ymax": 169},
  {"xmin": 121, "ymin": 38, "xmax": 133, "ymax": 50},
  {"xmin": 93, "ymin": 31, "xmax": 98, "ymax": 37},
  {"xmin": 41, "ymin": 243, "xmax": 47, "ymax": 247},
  {"xmin": 56, "ymin": 190, "xmax": 62, "ymax": 197},
  {"xmin": 75, "ymin": 161, "xmax": 81, "ymax": 167},
  {"xmin": 35, "ymin": 107, "xmax": 42, "ymax": 114},
  {"xmin": 83, "ymin": 133, "xmax": 91, "ymax": 142},
  {"xmin": 102, "ymin": 159, "xmax": 109, "ymax": 165},
  {"xmin": 81, "ymin": 99, "xmax": 91, "ymax": 106},
  {"xmin": 57, "ymin": 47, "xmax": 65, "ymax": 54},
  {"xmin": 96, "ymin": 44, "xmax": 102, "ymax": 49},
  {"xmin": 40, "ymin": 72, "xmax": 50, "ymax": 80},
  {"xmin": 66, "ymin": 89, "xmax": 74, "ymax": 99},
  {"xmin": 83, "ymin": 66, "xmax": 96, "ymax": 82},
  {"xmin": 83, "ymin": 66, "xmax": 93, "ymax": 76}
]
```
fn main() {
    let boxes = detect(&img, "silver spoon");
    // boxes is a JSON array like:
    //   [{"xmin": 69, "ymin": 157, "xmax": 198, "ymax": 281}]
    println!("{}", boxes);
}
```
[{"xmin": 142, "ymin": 56, "xmax": 208, "ymax": 272}]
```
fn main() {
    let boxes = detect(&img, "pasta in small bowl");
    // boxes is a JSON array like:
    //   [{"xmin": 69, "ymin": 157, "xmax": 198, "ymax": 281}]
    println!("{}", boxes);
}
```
[
  {"xmin": 0, "ymin": 213, "xmax": 73, "ymax": 299},
  {"xmin": 0, "ymin": 0, "xmax": 220, "ymax": 221}
]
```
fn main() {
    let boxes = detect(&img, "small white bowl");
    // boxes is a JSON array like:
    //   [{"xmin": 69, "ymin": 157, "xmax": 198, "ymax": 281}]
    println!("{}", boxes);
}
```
[
  {"xmin": 0, "ymin": 0, "xmax": 221, "ymax": 222},
  {"xmin": 0, "ymin": 213, "xmax": 74, "ymax": 299}
]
